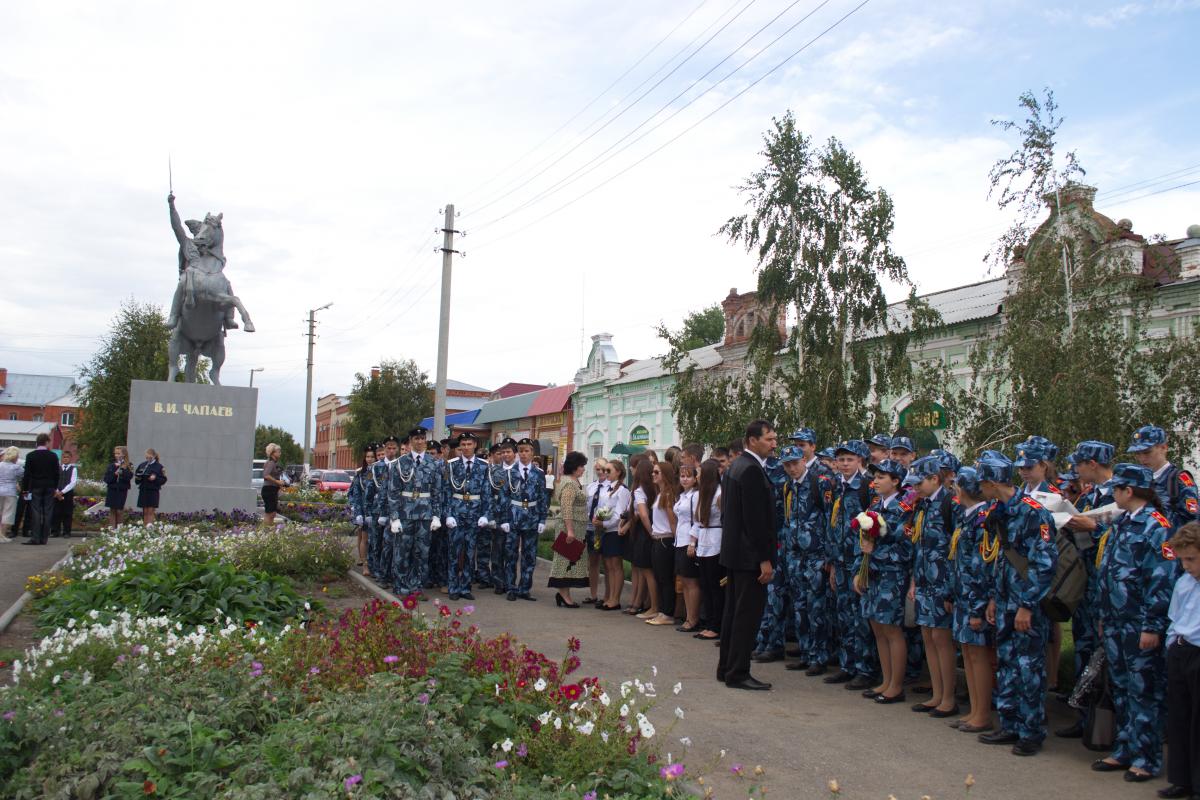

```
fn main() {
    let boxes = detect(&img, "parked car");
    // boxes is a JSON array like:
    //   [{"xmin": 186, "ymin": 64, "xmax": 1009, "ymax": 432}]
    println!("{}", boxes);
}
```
[
  {"xmin": 307, "ymin": 469, "xmax": 324, "ymax": 486},
  {"xmin": 284, "ymin": 464, "xmax": 305, "ymax": 485},
  {"xmin": 251, "ymin": 459, "xmax": 266, "ymax": 490},
  {"xmin": 317, "ymin": 470, "xmax": 352, "ymax": 492}
]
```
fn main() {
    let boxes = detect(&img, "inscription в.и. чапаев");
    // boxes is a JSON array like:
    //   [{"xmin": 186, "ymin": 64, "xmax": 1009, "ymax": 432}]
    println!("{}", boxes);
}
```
[{"xmin": 152, "ymin": 402, "xmax": 234, "ymax": 417}]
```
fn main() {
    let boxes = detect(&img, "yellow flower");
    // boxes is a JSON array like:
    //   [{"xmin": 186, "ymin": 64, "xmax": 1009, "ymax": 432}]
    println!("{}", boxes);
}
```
[
  {"xmin": 754, "ymin": 765, "xmax": 764, "ymax": 776},
  {"xmin": 965, "ymin": 774, "xmax": 976, "ymax": 789},
  {"xmin": 828, "ymin": 779, "xmax": 840, "ymax": 795}
]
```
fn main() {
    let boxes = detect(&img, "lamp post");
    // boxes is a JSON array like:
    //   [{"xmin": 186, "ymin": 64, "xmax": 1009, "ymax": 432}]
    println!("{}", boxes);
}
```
[{"xmin": 249, "ymin": 367, "xmax": 264, "ymax": 387}]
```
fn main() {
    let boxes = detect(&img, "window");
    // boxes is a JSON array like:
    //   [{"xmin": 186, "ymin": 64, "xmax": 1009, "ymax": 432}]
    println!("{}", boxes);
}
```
[
  {"xmin": 32, "ymin": 413, "xmax": 43, "ymax": 423},
  {"xmin": 6, "ymin": 413, "xmax": 14, "ymax": 421},
  {"xmin": 591, "ymin": 444, "xmax": 602, "ymax": 460},
  {"xmin": 61, "ymin": 411, "xmax": 76, "ymax": 426}
]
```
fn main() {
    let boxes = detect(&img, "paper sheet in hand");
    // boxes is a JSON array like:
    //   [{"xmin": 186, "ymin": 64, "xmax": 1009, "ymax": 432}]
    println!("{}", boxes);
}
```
[{"xmin": 1031, "ymin": 490, "xmax": 1079, "ymax": 530}]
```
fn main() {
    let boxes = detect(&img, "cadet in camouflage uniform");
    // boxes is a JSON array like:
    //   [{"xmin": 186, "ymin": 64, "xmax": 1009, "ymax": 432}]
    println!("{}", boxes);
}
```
[
  {"xmin": 948, "ymin": 467, "xmax": 996, "ymax": 734},
  {"xmin": 500, "ymin": 438, "xmax": 548, "ymax": 600},
  {"xmin": 976, "ymin": 450, "xmax": 1057, "ymax": 757},
  {"xmin": 386, "ymin": 428, "xmax": 444, "ymax": 598},
  {"xmin": 825, "ymin": 440, "xmax": 877, "ymax": 690},
  {"xmin": 484, "ymin": 439, "xmax": 518, "ymax": 593},
  {"xmin": 1092, "ymin": 463, "xmax": 1178, "ymax": 780},
  {"xmin": 347, "ymin": 443, "xmax": 379, "ymax": 577},
  {"xmin": 372, "ymin": 435, "xmax": 400, "ymax": 587},
  {"xmin": 441, "ymin": 433, "xmax": 492, "ymax": 601},
  {"xmin": 1129, "ymin": 425, "xmax": 1200, "ymax": 532},
  {"xmin": 425, "ymin": 440, "xmax": 448, "ymax": 590}
]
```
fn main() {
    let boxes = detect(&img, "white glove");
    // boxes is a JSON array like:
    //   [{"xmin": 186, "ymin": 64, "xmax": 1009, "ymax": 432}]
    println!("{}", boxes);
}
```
[
  {"xmin": 537, "ymin": 523, "xmax": 546, "ymax": 534},
  {"xmin": 390, "ymin": 519, "xmax": 402, "ymax": 534},
  {"xmin": 354, "ymin": 515, "xmax": 363, "ymax": 525},
  {"xmin": 377, "ymin": 516, "xmax": 388, "ymax": 526},
  {"xmin": 501, "ymin": 523, "xmax": 511, "ymax": 533},
  {"xmin": 430, "ymin": 517, "xmax": 442, "ymax": 531},
  {"xmin": 477, "ymin": 517, "xmax": 488, "ymax": 528},
  {"xmin": 445, "ymin": 516, "xmax": 457, "ymax": 529}
]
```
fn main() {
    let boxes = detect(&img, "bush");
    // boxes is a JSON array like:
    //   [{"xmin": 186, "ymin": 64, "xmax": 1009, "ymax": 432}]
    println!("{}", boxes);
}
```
[
  {"xmin": 218, "ymin": 525, "xmax": 352, "ymax": 580},
  {"xmin": 37, "ymin": 560, "xmax": 309, "ymax": 632}
]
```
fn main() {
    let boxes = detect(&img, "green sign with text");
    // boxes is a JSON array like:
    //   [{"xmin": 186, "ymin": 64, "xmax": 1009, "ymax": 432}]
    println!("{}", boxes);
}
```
[
  {"xmin": 899, "ymin": 402, "xmax": 948, "ymax": 430},
  {"xmin": 629, "ymin": 425, "xmax": 651, "ymax": 447}
]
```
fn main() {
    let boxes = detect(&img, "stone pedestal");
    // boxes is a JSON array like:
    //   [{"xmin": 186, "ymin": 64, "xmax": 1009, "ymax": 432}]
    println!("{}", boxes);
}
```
[{"xmin": 126, "ymin": 380, "xmax": 258, "ymax": 514}]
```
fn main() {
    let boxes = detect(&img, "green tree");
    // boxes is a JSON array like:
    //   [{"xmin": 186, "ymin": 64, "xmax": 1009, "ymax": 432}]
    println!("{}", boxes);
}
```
[
  {"xmin": 254, "ymin": 424, "xmax": 303, "ymax": 464},
  {"xmin": 345, "ymin": 359, "xmax": 433, "ymax": 454},
  {"xmin": 661, "ymin": 305, "xmax": 724, "ymax": 351},
  {"xmin": 75, "ymin": 300, "xmax": 207, "ymax": 470},
  {"xmin": 914, "ymin": 88, "xmax": 1200, "ymax": 455},
  {"xmin": 663, "ymin": 112, "xmax": 938, "ymax": 445}
]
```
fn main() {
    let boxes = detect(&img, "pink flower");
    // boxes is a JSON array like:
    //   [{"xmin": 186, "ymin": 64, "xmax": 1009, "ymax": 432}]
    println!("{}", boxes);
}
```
[
  {"xmin": 516, "ymin": 743, "xmax": 528, "ymax": 757},
  {"xmin": 584, "ymin": 793, "xmax": 598, "ymax": 800},
  {"xmin": 383, "ymin": 655, "xmax": 399, "ymax": 664},
  {"xmin": 344, "ymin": 774, "xmax": 362, "ymax": 790},
  {"xmin": 494, "ymin": 760, "xmax": 508, "ymax": 769},
  {"xmin": 417, "ymin": 693, "xmax": 430, "ymax": 705},
  {"xmin": 731, "ymin": 763, "xmax": 744, "ymax": 775},
  {"xmin": 660, "ymin": 763, "xmax": 684, "ymax": 781},
  {"xmin": 462, "ymin": 604, "xmax": 475, "ymax": 614}
]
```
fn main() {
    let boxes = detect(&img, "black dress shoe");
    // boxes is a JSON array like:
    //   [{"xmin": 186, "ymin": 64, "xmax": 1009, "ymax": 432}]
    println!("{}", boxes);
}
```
[
  {"xmin": 785, "ymin": 662, "xmax": 808, "ymax": 671},
  {"xmin": 846, "ymin": 675, "xmax": 873, "ymax": 690},
  {"xmin": 911, "ymin": 702, "xmax": 935, "ymax": 713},
  {"xmin": 460, "ymin": 592, "xmax": 475, "ymax": 601},
  {"xmin": 751, "ymin": 650, "xmax": 783, "ymax": 663},
  {"xmin": 726, "ymin": 677, "xmax": 772, "ymax": 691},
  {"xmin": 1125, "ymin": 770, "xmax": 1155, "ymax": 783},
  {"xmin": 520, "ymin": 594, "xmax": 537, "ymax": 601},
  {"xmin": 1012, "ymin": 740, "xmax": 1042, "ymax": 757},
  {"xmin": 874, "ymin": 692, "xmax": 906, "ymax": 704},
  {"xmin": 448, "ymin": 593, "xmax": 460, "ymax": 601},
  {"xmin": 1092, "ymin": 759, "xmax": 1130, "ymax": 772},
  {"xmin": 929, "ymin": 705, "xmax": 961, "ymax": 719},
  {"xmin": 506, "ymin": 592, "xmax": 517, "ymax": 601},
  {"xmin": 494, "ymin": 587, "xmax": 506, "ymax": 595},
  {"xmin": 716, "ymin": 671, "xmax": 726, "ymax": 682},
  {"xmin": 20, "ymin": 540, "xmax": 36, "ymax": 545},
  {"xmin": 863, "ymin": 688, "xmax": 882, "ymax": 698},
  {"xmin": 1055, "ymin": 721, "xmax": 1084, "ymax": 738},
  {"xmin": 823, "ymin": 669, "xmax": 852, "ymax": 684},
  {"xmin": 805, "ymin": 664, "xmax": 827, "ymax": 676},
  {"xmin": 978, "ymin": 730, "xmax": 1020, "ymax": 745},
  {"xmin": 910, "ymin": 684, "xmax": 932, "ymax": 695},
  {"xmin": 1157, "ymin": 783, "xmax": 1193, "ymax": 798},
  {"xmin": 786, "ymin": 647, "xmax": 803, "ymax": 658}
]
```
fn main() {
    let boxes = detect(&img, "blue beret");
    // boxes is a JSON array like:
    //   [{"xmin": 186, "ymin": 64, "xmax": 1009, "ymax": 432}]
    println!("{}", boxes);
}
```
[
  {"xmin": 902, "ymin": 455, "xmax": 942, "ymax": 486},
  {"xmin": 780, "ymin": 445, "xmax": 804, "ymax": 463},
  {"xmin": 868, "ymin": 458, "xmax": 907, "ymax": 482},
  {"xmin": 835, "ymin": 440, "xmax": 869, "ymax": 460},
  {"xmin": 1071, "ymin": 440, "xmax": 1115, "ymax": 465},
  {"xmin": 956, "ymin": 466, "xmax": 983, "ymax": 496},
  {"xmin": 788, "ymin": 427, "xmax": 817, "ymax": 444},
  {"xmin": 889, "ymin": 436, "xmax": 915, "ymax": 453},
  {"xmin": 1128, "ymin": 425, "xmax": 1166, "ymax": 453},
  {"xmin": 975, "ymin": 450, "xmax": 1015, "ymax": 484},
  {"xmin": 1013, "ymin": 436, "xmax": 1052, "ymax": 468},
  {"xmin": 929, "ymin": 448, "xmax": 961, "ymax": 473},
  {"xmin": 867, "ymin": 433, "xmax": 893, "ymax": 448},
  {"xmin": 1110, "ymin": 462, "xmax": 1153, "ymax": 490},
  {"xmin": 817, "ymin": 447, "xmax": 837, "ymax": 459}
]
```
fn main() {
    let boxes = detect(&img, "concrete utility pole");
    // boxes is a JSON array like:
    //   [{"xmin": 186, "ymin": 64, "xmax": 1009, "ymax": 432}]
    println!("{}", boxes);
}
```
[
  {"xmin": 433, "ymin": 204, "xmax": 459, "ymax": 440},
  {"xmin": 303, "ymin": 303, "xmax": 333, "ymax": 476}
]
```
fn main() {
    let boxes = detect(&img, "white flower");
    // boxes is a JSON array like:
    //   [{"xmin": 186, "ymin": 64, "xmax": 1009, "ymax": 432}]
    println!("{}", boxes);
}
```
[
  {"xmin": 720, "ymin": 749, "xmax": 727, "ymax": 758},
  {"xmin": 52, "ymin": 674, "xmax": 61, "ymax": 685},
  {"xmin": 620, "ymin": 704, "xmax": 629, "ymax": 717},
  {"xmin": 674, "ymin": 707, "xmax": 685, "ymax": 719},
  {"xmin": 672, "ymin": 682, "xmax": 682, "ymax": 695},
  {"xmin": 651, "ymin": 665, "xmax": 658, "ymax": 676},
  {"xmin": 500, "ymin": 738, "xmax": 513, "ymax": 753},
  {"xmin": 680, "ymin": 737, "xmax": 692, "ymax": 747},
  {"xmin": 601, "ymin": 731, "xmax": 609, "ymax": 743},
  {"xmin": 553, "ymin": 717, "xmax": 562, "ymax": 730},
  {"xmin": 576, "ymin": 721, "xmax": 595, "ymax": 735},
  {"xmin": 533, "ymin": 678, "xmax": 547, "ymax": 692},
  {"xmin": 598, "ymin": 692, "xmax": 610, "ymax": 706},
  {"xmin": 636, "ymin": 713, "xmax": 655, "ymax": 738},
  {"xmin": 537, "ymin": 711, "xmax": 553, "ymax": 725}
]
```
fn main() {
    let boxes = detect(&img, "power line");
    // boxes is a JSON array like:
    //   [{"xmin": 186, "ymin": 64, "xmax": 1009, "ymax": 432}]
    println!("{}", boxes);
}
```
[
  {"xmin": 1105, "ymin": 178, "xmax": 1200, "ymax": 207},
  {"xmin": 323, "ymin": 227, "xmax": 439, "ymax": 336},
  {"xmin": 1096, "ymin": 161, "xmax": 1200, "ymax": 202},
  {"xmin": 460, "ymin": 0, "xmax": 715, "ymax": 205},
  {"xmin": 471, "ymin": 0, "xmax": 834, "ymax": 234},
  {"xmin": 469, "ymin": 0, "xmax": 875, "ymax": 253},
  {"xmin": 469, "ymin": 0, "xmax": 762, "ymax": 216}
]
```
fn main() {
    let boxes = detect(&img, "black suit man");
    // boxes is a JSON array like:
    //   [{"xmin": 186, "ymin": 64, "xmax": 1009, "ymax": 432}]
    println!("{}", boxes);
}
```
[
  {"xmin": 19, "ymin": 433, "xmax": 60, "ymax": 545},
  {"xmin": 718, "ymin": 420, "xmax": 780, "ymax": 690}
]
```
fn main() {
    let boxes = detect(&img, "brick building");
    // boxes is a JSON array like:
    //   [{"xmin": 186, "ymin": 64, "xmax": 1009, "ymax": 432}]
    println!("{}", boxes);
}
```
[{"xmin": 0, "ymin": 368, "xmax": 81, "ymax": 454}]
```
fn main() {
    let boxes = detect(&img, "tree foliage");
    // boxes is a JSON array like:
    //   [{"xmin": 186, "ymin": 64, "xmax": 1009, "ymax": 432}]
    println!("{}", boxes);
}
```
[
  {"xmin": 75, "ymin": 300, "xmax": 206, "ymax": 469},
  {"xmin": 661, "ymin": 305, "xmax": 724, "ymax": 351},
  {"xmin": 912, "ymin": 89, "xmax": 1200, "ymax": 457},
  {"xmin": 662, "ymin": 113, "xmax": 938, "ymax": 446},
  {"xmin": 254, "ymin": 424, "xmax": 303, "ymax": 465},
  {"xmin": 345, "ymin": 359, "xmax": 433, "ymax": 454}
]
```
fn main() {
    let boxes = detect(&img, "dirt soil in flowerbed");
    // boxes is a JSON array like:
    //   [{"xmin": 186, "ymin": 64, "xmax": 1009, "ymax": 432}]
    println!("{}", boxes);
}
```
[{"xmin": 0, "ymin": 575, "xmax": 372, "ymax": 686}]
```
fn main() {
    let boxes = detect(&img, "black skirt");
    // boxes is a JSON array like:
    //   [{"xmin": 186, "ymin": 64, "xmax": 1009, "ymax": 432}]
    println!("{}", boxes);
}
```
[
  {"xmin": 630, "ymin": 525, "xmax": 653, "ymax": 569},
  {"xmin": 262, "ymin": 485, "xmax": 280, "ymax": 513},
  {"xmin": 104, "ymin": 488, "xmax": 128, "ymax": 510},
  {"xmin": 674, "ymin": 545, "xmax": 700, "ymax": 578},
  {"xmin": 137, "ymin": 487, "xmax": 161, "ymax": 509},
  {"xmin": 600, "ymin": 527, "xmax": 624, "ymax": 557}
]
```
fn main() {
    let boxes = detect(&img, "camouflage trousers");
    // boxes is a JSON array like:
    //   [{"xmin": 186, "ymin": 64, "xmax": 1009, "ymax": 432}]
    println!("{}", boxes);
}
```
[
  {"xmin": 505, "ymin": 527, "xmax": 538, "ymax": 596},
  {"xmin": 427, "ymin": 526, "xmax": 449, "ymax": 588},
  {"xmin": 995, "ymin": 608, "xmax": 1050, "ymax": 744},
  {"xmin": 474, "ymin": 528, "xmax": 497, "ymax": 586},
  {"xmin": 447, "ymin": 525, "xmax": 477, "ymax": 596},
  {"xmin": 1103, "ymin": 620, "xmax": 1167, "ymax": 774},
  {"xmin": 365, "ymin": 519, "xmax": 384, "ymax": 580},
  {"xmin": 755, "ymin": 556, "xmax": 793, "ymax": 654},
  {"xmin": 833, "ymin": 561, "xmax": 875, "ymax": 678},
  {"xmin": 791, "ymin": 556, "xmax": 831, "ymax": 667},
  {"xmin": 393, "ymin": 519, "xmax": 432, "ymax": 597}
]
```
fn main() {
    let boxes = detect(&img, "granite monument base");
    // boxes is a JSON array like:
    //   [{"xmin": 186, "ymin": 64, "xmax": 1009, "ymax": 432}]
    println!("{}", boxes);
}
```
[{"xmin": 127, "ymin": 380, "xmax": 258, "ymax": 514}]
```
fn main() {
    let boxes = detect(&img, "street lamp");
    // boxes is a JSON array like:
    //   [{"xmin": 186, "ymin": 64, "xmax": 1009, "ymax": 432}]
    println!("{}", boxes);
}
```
[
  {"xmin": 249, "ymin": 367, "xmax": 264, "ymax": 387},
  {"xmin": 302, "ymin": 303, "xmax": 333, "ymax": 477}
]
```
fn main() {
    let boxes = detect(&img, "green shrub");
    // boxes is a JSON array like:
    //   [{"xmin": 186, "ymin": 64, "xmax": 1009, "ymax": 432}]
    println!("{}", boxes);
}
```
[
  {"xmin": 219, "ymin": 525, "xmax": 353, "ymax": 581},
  {"xmin": 37, "ymin": 561, "xmax": 309, "ymax": 632}
]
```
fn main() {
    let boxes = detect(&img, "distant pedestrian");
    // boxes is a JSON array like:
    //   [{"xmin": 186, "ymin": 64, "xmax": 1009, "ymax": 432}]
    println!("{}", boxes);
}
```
[
  {"xmin": 0, "ymin": 446, "xmax": 24, "ymax": 541},
  {"xmin": 103, "ymin": 446, "xmax": 134, "ymax": 527},
  {"xmin": 135, "ymin": 449, "xmax": 168, "ymax": 524},
  {"xmin": 51, "ymin": 449, "xmax": 78, "ymax": 538},
  {"xmin": 261, "ymin": 443, "xmax": 285, "ymax": 527},
  {"xmin": 19, "ymin": 433, "xmax": 59, "ymax": 545}
]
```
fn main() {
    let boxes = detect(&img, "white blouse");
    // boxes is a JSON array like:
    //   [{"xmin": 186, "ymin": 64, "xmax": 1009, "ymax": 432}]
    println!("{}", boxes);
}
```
[
  {"xmin": 695, "ymin": 488, "xmax": 723, "ymax": 557},
  {"xmin": 599, "ymin": 485, "xmax": 631, "ymax": 531},
  {"xmin": 673, "ymin": 489, "xmax": 698, "ymax": 547},
  {"xmin": 650, "ymin": 499, "xmax": 673, "ymax": 538}
]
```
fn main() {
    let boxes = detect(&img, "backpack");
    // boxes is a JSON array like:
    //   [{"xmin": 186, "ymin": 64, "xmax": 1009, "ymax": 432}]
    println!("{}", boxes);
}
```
[{"xmin": 995, "ymin": 502, "xmax": 1088, "ymax": 623}]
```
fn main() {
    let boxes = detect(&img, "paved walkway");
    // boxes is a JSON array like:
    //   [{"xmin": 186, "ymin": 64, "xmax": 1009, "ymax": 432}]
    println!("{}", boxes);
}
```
[
  {"xmin": 433, "ymin": 562, "xmax": 1161, "ymax": 800},
  {"xmin": 0, "ymin": 537, "xmax": 75, "ymax": 616}
]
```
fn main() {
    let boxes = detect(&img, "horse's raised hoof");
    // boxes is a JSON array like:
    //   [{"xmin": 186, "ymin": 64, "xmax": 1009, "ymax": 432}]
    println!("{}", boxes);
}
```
[
  {"xmin": 243, "ymin": 322, "xmax": 255, "ymax": 333},
  {"xmin": 224, "ymin": 320, "xmax": 239, "ymax": 330}
]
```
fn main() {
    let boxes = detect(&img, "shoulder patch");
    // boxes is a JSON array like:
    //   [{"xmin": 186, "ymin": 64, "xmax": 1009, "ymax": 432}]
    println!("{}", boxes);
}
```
[
  {"xmin": 1163, "ymin": 542, "xmax": 1177, "ymax": 560},
  {"xmin": 1047, "ymin": 484, "xmax": 1062, "ymax": 495},
  {"xmin": 1181, "ymin": 471, "xmax": 1195, "ymax": 488},
  {"xmin": 1021, "ymin": 496, "xmax": 1043, "ymax": 510},
  {"xmin": 1151, "ymin": 510, "xmax": 1172, "ymax": 529},
  {"xmin": 1187, "ymin": 497, "xmax": 1198, "ymax": 515},
  {"xmin": 1040, "ymin": 523, "xmax": 1051, "ymax": 542},
  {"xmin": 899, "ymin": 499, "xmax": 914, "ymax": 513}
]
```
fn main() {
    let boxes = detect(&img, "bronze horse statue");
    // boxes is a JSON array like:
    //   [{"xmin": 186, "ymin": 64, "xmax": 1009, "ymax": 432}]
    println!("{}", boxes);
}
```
[{"xmin": 166, "ymin": 193, "xmax": 254, "ymax": 384}]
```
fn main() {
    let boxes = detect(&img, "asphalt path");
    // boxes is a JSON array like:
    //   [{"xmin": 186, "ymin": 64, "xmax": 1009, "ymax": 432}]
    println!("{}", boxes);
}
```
[{"xmin": 0, "ymin": 536, "xmax": 74, "ymax": 616}]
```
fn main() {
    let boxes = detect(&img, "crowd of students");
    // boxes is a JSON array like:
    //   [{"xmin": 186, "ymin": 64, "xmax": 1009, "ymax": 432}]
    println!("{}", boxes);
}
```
[{"xmin": 345, "ymin": 423, "xmax": 1200, "ymax": 793}]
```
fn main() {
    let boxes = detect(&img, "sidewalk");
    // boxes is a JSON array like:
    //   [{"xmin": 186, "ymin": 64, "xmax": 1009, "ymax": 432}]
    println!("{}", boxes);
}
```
[{"xmin": 0, "ymin": 537, "xmax": 75, "ymax": 616}]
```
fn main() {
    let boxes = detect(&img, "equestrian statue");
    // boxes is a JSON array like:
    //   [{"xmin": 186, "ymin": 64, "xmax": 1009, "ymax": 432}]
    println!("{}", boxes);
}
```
[{"xmin": 166, "ymin": 192, "xmax": 254, "ymax": 384}]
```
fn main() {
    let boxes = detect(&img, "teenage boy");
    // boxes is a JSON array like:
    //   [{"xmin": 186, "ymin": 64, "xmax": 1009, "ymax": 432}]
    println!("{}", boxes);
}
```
[{"xmin": 500, "ymin": 438, "xmax": 547, "ymax": 601}]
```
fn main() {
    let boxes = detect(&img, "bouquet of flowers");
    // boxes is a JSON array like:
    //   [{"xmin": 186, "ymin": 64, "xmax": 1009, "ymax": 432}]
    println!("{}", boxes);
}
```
[
  {"xmin": 595, "ymin": 507, "xmax": 613, "ymax": 522},
  {"xmin": 851, "ymin": 510, "xmax": 887, "ymax": 586}
]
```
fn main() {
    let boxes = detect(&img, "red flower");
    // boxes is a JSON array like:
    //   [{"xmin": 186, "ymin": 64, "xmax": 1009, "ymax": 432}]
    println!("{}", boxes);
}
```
[
  {"xmin": 439, "ymin": 606, "xmax": 451, "ymax": 617},
  {"xmin": 560, "ymin": 683, "xmax": 583, "ymax": 701},
  {"xmin": 245, "ymin": 620, "xmax": 257, "ymax": 629},
  {"xmin": 517, "ymin": 679, "xmax": 527, "ymax": 688},
  {"xmin": 566, "ymin": 636, "xmax": 581, "ymax": 653},
  {"xmin": 564, "ymin": 656, "xmax": 581, "ymax": 675},
  {"xmin": 143, "ymin": 780, "xmax": 156, "ymax": 795},
  {"xmin": 402, "ymin": 596, "xmax": 418, "ymax": 610}
]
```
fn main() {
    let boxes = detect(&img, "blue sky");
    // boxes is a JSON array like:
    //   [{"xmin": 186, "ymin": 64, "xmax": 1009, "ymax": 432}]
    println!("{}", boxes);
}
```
[{"xmin": 1, "ymin": 0, "xmax": 1197, "ymax": 444}]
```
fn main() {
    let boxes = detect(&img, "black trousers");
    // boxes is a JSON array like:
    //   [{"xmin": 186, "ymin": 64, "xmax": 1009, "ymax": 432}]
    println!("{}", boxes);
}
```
[
  {"xmin": 52, "ymin": 492, "xmax": 74, "ymax": 536},
  {"xmin": 718, "ymin": 568, "xmax": 768, "ymax": 684},
  {"xmin": 698, "ymin": 555, "xmax": 726, "ymax": 632},
  {"xmin": 1168, "ymin": 641, "xmax": 1200, "ymax": 790},
  {"xmin": 28, "ymin": 488, "xmax": 55, "ymax": 544},
  {"xmin": 650, "ymin": 537, "xmax": 676, "ymax": 617}
]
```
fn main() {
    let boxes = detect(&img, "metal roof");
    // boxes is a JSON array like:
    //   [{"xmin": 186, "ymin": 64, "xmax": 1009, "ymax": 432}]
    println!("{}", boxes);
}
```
[
  {"xmin": 609, "ymin": 344, "xmax": 723, "ymax": 386},
  {"xmin": 0, "ymin": 373, "xmax": 77, "ymax": 407},
  {"xmin": 0, "ymin": 420, "xmax": 58, "ymax": 436},
  {"xmin": 474, "ymin": 390, "xmax": 539, "ymax": 424},
  {"xmin": 883, "ymin": 277, "xmax": 1008, "ymax": 333},
  {"xmin": 417, "ymin": 409, "xmax": 482, "ymax": 430},
  {"xmin": 528, "ymin": 384, "xmax": 575, "ymax": 416},
  {"xmin": 447, "ymin": 379, "xmax": 489, "ymax": 393}
]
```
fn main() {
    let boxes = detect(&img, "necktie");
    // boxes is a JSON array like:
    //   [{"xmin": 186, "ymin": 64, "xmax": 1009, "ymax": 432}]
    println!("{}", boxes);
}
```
[
  {"xmin": 522, "ymin": 467, "xmax": 528, "ymax": 483},
  {"xmin": 588, "ymin": 482, "xmax": 603, "ymax": 520}
]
